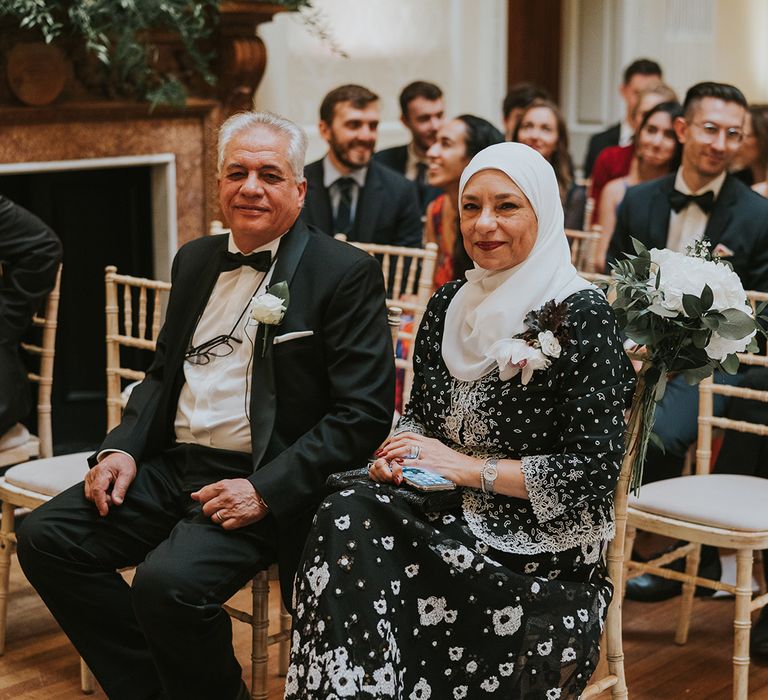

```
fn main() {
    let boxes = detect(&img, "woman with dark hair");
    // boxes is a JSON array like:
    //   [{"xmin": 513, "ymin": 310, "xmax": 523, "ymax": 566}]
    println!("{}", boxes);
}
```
[
  {"xmin": 424, "ymin": 115, "xmax": 504, "ymax": 289},
  {"xmin": 736, "ymin": 104, "xmax": 768, "ymax": 196},
  {"xmin": 595, "ymin": 101, "xmax": 683, "ymax": 271}
]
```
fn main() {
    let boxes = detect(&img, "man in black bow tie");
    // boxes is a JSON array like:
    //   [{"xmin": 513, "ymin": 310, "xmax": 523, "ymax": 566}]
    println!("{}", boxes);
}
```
[
  {"xmin": 18, "ymin": 111, "xmax": 395, "ymax": 700},
  {"xmin": 610, "ymin": 83, "xmax": 768, "ymax": 601}
]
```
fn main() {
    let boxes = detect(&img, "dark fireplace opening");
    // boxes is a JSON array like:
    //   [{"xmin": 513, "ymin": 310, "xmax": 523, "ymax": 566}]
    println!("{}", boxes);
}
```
[{"xmin": 2, "ymin": 166, "xmax": 155, "ymax": 453}]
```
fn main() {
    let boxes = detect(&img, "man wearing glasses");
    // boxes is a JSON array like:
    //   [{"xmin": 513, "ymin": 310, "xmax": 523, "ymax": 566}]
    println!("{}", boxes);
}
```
[
  {"xmin": 610, "ymin": 83, "xmax": 768, "ymax": 599},
  {"xmin": 17, "ymin": 112, "xmax": 395, "ymax": 700}
]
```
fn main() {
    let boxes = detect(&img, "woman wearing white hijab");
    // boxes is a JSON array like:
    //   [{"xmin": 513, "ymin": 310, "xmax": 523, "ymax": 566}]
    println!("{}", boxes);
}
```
[{"xmin": 285, "ymin": 143, "xmax": 635, "ymax": 699}]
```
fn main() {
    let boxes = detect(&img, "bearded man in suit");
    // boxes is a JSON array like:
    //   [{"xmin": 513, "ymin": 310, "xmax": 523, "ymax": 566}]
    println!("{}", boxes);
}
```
[
  {"xmin": 17, "ymin": 111, "xmax": 395, "ymax": 700},
  {"xmin": 301, "ymin": 84, "xmax": 422, "ymax": 247}
]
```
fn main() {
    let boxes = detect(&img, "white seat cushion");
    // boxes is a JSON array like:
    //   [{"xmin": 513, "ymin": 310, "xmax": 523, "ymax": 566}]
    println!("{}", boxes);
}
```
[
  {"xmin": 5, "ymin": 452, "xmax": 91, "ymax": 497},
  {"xmin": 0, "ymin": 423, "xmax": 31, "ymax": 451},
  {"xmin": 629, "ymin": 474, "xmax": 768, "ymax": 532}
]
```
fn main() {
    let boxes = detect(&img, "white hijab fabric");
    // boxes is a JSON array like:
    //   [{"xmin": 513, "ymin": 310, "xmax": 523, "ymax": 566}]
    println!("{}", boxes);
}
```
[{"xmin": 442, "ymin": 142, "xmax": 593, "ymax": 381}]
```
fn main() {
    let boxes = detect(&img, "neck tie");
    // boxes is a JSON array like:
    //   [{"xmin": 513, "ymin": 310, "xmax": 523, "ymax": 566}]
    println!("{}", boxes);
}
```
[
  {"xmin": 218, "ymin": 250, "xmax": 272, "ymax": 273},
  {"xmin": 416, "ymin": 161, "xmax": 428, "ymax": 187},
  {"xmin": 333, "ymin": 177, "xmax": 356, "ymax": 235},
  {"xmin": 669, "ymin": 189, "xmax": 715, "ymax": 215}
]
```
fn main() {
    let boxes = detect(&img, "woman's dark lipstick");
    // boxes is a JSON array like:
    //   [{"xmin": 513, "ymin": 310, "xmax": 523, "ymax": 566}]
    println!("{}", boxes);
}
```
[{"xmin": 476, "ymin": 241, "xmax": 505, "ymax": 251}]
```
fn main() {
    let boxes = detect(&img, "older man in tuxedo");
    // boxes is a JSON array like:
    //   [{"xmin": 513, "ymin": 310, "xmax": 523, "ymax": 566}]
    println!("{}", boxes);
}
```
[
  {"xmin": 17, "ymin": 111, "xmax": 395, "ymax": 700},
  {"xmin": 0, "ymin": 196, "xmax": 61, "ymax": 448}
]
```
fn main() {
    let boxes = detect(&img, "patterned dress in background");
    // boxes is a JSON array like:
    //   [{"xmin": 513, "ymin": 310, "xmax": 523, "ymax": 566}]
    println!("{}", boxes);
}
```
[{"xmin": 285, "ymin": 285, "xmax": 635, "ymax": 699}]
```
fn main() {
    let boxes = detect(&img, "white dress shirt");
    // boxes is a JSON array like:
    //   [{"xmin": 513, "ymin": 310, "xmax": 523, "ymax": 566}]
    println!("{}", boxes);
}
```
[
  {"xmin": 173, "ymin": 233, "xmax": 282, "ymax": 453},
  {"xmin": 322, "ymin": 155, "xmax": 367, "ymax": 229},
  {"xmin": 618, "ymin": 119, "xmax": 634, "ymax": 148},
  {"xmin": 666, "ymin": 168, "xmax": 726, "ymax": 253}
]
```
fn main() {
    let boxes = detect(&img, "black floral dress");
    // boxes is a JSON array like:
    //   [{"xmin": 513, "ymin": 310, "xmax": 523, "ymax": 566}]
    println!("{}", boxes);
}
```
[{"xmin": 285, "ymin": 286, "xmax": 635, "ymax": 700}]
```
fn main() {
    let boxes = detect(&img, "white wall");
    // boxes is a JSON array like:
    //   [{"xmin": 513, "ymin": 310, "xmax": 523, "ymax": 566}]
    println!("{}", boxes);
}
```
[
  {"xmin": 562, "ymin": 0, "xmax": 768, "ymax": 171},
  {"xmin": 255, "ymin": 0, "xmax": 508, "ymax": 163}
]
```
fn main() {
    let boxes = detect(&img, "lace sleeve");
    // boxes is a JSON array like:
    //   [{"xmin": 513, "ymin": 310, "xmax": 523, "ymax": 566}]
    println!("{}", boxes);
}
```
[{"xmin": 520, "ymin": 294, "xmax": 635, "ymax": 525}]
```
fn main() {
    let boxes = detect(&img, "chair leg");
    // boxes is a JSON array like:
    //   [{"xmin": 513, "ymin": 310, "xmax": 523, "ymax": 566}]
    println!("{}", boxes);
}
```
[
  {"xmin": 605, "ymin": 527, "xmax": 628, "ymax": 698},
  {"xmin": 733, "ymin": 549, "xmax": 753, "ymax": 700},
  {"xmin": 251, "ymin": 572, "xmax": 269, "ymax": 700},
  {"xmin": 278, "ymin": 598, "xmax": 291, "ymax": 675},
  {"xmin": 80, "ymin": 659, "xmax": 96, "ymax": 694},
  {"xmin": 0, "ymin": 501, "xmax": 16, "ymax": 655},
  {"xmin": 675, "ymin": 542, "xmax": 700, "ymax": 645},
  {"xmin": 621, "ymin": 525, "xmax": 636, "ymax": 600}
]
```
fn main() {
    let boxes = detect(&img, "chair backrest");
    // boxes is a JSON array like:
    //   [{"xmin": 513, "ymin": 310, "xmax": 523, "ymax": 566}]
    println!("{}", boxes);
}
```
[
  {"xmin": 18, "ymin": 265, "xmax": 63, "ymax": 459},
  {"xmin": 105, "ymin": 266, "xmax": 172, "ymax": 431},
  {"xmin": 334, "ymin": 236, "xmax": 438, "ymax": 405},
  {"xmin": 565, "ymin": 228, "xmax": 602, "ymax": 274}
]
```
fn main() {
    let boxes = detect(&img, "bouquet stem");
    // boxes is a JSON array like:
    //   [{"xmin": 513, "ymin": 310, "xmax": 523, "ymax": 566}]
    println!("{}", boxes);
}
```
[{"xmin": 624, "ymin": 362, "xmax": 659, "ymax": 494}]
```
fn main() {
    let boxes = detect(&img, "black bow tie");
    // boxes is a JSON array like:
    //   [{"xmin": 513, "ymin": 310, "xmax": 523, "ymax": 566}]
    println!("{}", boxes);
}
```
[
  {"xmin": 669, "ymin": 189, "xmax": 715, "ymax": 214},
  {"xmin": 218, "ymin": 250, "xmax": 272, "ymax": 273}
]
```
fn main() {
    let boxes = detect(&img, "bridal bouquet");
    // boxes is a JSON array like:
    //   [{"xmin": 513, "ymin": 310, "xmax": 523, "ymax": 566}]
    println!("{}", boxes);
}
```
[{"xmin": 611, "ymin": 238, "xmax": 764, "ymax": 490}]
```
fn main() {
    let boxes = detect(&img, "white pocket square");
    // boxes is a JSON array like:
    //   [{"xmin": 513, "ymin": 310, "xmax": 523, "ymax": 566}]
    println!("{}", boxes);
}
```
[{"xmin": 273, "ymin": 330, "xmax": 314, "ymax": 345}]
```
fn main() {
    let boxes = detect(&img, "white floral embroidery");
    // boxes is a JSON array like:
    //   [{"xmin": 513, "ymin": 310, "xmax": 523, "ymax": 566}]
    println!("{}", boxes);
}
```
[
  {"xmin": 306, "ymin": 562, "xmax": 330, "ymax": 597},
  {"xmin": 466, "ymin": 660, "xmax": 478, "ymax": 673},
  {"xmin": 453, "ymin": 687, "xmax": 468, "ymax": 699},
  {"xmin": 492, "ymin": 605, "xmax": 523, "ymax": 636},
  {"xmin": 436, "ymin": 543, "xmax": 475, "ymax": 571},
  {"xmin": 498, "ymin": 662, "xmax": 514, "ymax": 676},
  {"xmin": 577, "ymin": 608, "xmax": 589, "ymax": 622},
  {"xmin": 340, "ymin": 489, "xmax": 354, "ymax": 496},
  {"xmin": 546, "ymin": 689, "xmax": 562, "ymax": 700},
  {"xmin": 334, "ymin": 515, "xmax": 350, "ymax": 531},
  {"xmin": 381, "ymin": 536, "xmax": 394, "ymax": 550},
  {"xmin": 561, "ymin": 647, "xmax": 576, "ymax": 663},
  {"xmin": 376, "ymin": 494, "xmax": 391, "ymax": 503},
  {"xmin": 405, "ymin": 564, "xmax": 420, "ymax": 578},
  {"xmin": 562, "ymin": 616, "xmax": 575, "ymax": 629},
  {"xmin": 409, "ymin": 677, "xmax": 431, "ymax": 699},
  {"xmin": 481, "ymin": 676, "xmax": 500, "ymax": 692},
  {"xmin": 417, "ymin": 596, "xmax": 455, "ymax": 626},
  {"xmin": 373, "ymin": 598, "xmax": 387, "ymax": 614},
  {"xmin": 448, "ymin": 647, "xmax": 464, "ymax": 661},
  {"xmin": 391, "ymin": 580, "xmax": 401, "ymax": 595},
  {"xmin": 537, "ymin": 639, "xmax": 552, "ymax": 656}
]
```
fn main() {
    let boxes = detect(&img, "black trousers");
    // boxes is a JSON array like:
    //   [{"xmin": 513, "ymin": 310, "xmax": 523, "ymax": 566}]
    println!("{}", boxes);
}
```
[{"xmin": 16, "ymin": 444, "xmax": 278, "ymax": 700}]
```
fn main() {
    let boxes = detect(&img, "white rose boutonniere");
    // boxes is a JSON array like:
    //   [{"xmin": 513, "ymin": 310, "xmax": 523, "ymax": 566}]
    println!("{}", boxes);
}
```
[
  {"xmin": 250, "ymin": 281, "xmax": 289, "ymax": 356},
  {"xmin": 486, "ymin": 338, "xmax": 550, "ymax": 385}
]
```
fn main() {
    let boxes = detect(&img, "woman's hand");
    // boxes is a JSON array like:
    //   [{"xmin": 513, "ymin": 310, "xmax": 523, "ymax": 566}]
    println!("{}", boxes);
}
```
[{"xmin": 372, "ymin": 431, "xmax": 480, "ymax": 487}]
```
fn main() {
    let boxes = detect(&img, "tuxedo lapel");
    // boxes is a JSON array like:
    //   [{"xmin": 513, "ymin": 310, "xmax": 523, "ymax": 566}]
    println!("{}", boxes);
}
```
[
  {"xmin": 304, "ymin": 161, "xmax": 333, "ymax": 234},
  {"xmin": 647, "ymin": 177, "xmax": 674, "ymax": 249},
  {"xmin": 249, "ymin": 221, "xmax": 310, "ymax": 466},
  {"xmin": 353, "ymin": 164, "xmax": 383, "ymax": 243},
  {"xmin": 703, "ymin": 175, "xmax": 736, "ymax": 247}
]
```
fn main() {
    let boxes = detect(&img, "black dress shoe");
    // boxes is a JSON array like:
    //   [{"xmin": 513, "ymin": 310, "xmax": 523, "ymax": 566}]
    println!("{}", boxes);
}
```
[
  {"xmin": 625, "ymin": 545, "xmax": 721, "ymax": 602},
  {"xmin": 752, "ymin": 606, "xmax": 768, "ymax": 663}
]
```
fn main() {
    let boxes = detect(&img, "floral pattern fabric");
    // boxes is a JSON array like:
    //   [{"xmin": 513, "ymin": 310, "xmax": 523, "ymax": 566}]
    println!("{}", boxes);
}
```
[{"xmin": 285, "ymin": 285, "xmax": 634, "ymax": 699}]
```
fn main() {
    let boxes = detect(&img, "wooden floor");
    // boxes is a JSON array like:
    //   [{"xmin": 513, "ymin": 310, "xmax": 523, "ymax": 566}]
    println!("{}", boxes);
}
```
[{"xmin": 4, "ymin": 556, "xmax": 768, "ymax": 699}]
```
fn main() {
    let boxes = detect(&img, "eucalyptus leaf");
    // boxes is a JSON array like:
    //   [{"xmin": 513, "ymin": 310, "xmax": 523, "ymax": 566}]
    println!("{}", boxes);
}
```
[
  {"xmin": 682, "ymin": 294, "xmax": 703, "ymax": 318},
  {"xmin": 717, "ymin": 307, "xmax": 758, "ymax": 340},
  {"xmin": 700, "ymin": 284, "xmax": 714, "ymax": 311},
  {"xmin": 653, "ymin": 371, "xmax": 668, "ymax": 401},
  {"xmin": 682, "ymin": 364, "xmax": 713, "ymax": 385},
  {"xmin": 720, "ymin": 353, "xmax": 740, "ymax": 375},
  {"xmin": 648, "ymin": 431, "xmax": 666, "ymax": 453},
  {"xmin": 631, "ymin": 237, "xmax": 649, "ymax": 257},
  {"xmin": 691, "ymin": 328, "xmax": 710, "ymax": 348}
]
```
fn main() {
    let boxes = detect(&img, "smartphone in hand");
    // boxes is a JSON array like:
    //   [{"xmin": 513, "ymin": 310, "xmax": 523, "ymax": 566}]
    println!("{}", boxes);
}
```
[{"xmin": 402, "ymin": 466, "xmax": 455, "ymax": 492}]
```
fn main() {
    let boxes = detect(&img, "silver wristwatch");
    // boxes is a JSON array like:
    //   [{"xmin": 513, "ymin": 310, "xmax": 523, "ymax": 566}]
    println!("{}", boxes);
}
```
[{"xmin": 480, "ymin": 458, "xmax": 499, "ymax": 494}]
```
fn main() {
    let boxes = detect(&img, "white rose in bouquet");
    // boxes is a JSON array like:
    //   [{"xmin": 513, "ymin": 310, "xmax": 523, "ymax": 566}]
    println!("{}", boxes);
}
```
[
  {"xmin": 486, "ymin": 338, "xmax": 550, "ymax": 385},
  {"xmin": 705, "ymin": 321, "xmax": 757, "ymax": 361},
  {"xmin": 647, "ymin": 248, "xmax": 749, "ymax": 318}
]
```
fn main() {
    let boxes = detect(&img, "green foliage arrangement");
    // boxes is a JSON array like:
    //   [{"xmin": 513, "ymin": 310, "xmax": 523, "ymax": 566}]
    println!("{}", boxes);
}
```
[
  {"xmin": 1, "ymin": 0, "xmax": 311, "ymax": 106},
  {"xmin": 611, "ymin": 238, "xmax": 767, "ymax": 490}
]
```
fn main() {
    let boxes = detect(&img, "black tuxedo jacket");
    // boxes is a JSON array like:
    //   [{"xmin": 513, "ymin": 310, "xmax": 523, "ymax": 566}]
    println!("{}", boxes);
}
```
[
  {"xmin": 583, "ymin": 122, "xmax": 621, "ymax": 177},
  {"xmin": 609, "ymin": 173, "xmax": 768, "ymax": 292},
  {"xmin": 301, "ymin": 159, "xmax": 422, "ymax": 246},
  {"xmin": 0, "ymin": 196, "xmax": 62, "ymax": 435},
  {"xmin": 96, "ymin": 221, "xmax": 395, "ymax": 602},
  {"xmin": 374, "ymin": 144, "xmax": 443, "ymax": 211}
]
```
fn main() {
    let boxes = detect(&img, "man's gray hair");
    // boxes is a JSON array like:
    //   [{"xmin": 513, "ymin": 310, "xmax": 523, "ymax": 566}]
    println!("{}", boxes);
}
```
[{"xmin": 217, "ymin": 111, "xmax": 308, "ymax": 183}]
